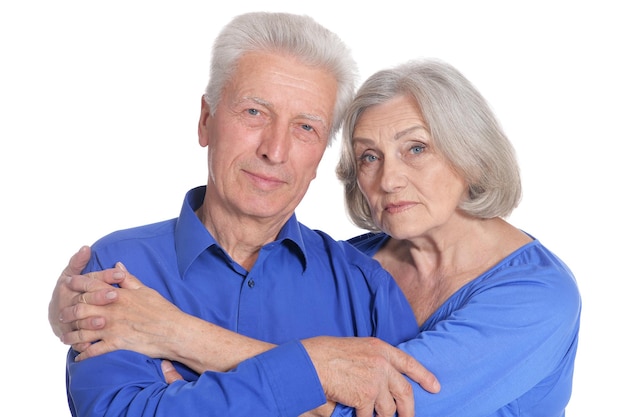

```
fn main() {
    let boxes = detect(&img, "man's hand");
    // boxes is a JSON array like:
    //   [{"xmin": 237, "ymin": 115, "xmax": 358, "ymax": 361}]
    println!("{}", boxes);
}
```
[
  {"xmin": 302, "ymin": 336, "xmax": 440, "ymax": 417},
  {"xmin": 49, "ymin": 246, "xmax": 123, "ymax": 342}
]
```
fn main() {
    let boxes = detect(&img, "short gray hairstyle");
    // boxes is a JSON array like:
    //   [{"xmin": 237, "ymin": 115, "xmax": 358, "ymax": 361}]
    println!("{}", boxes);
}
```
[
  {"xmin": 337, "ymin": 58, "xmax": 522, "ymax": 231},
  {"xmin": 204, "ymin": 12, "xmax": 358, "ymax": 144}
]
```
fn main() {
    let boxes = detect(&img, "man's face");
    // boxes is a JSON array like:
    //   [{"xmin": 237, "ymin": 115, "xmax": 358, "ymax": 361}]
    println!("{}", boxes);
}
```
[{"xmin": 198, "ymin": 51, "xmax": 337, "ymax": 225}]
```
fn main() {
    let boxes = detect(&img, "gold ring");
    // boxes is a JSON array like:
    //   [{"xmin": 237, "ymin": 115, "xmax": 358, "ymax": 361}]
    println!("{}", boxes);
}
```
[{"xmin": 79, "ymin": 293, "xmax": 87, "ymax": 304}]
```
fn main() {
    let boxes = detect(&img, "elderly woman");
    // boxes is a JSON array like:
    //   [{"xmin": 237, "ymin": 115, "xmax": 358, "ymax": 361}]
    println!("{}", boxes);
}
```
[
  {"xmin": 50, "ymin": 59, "xmax": 580, "ymax": 416},
  {"xmin": 334, "ymin": 58, "xmax": 580, "ymax": 416}
]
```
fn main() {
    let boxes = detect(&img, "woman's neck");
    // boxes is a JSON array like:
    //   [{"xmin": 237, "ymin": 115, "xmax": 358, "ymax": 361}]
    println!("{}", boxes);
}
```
[{"xmin": 374, "ymin": 217, "xmax": 531, "ymax": 325}]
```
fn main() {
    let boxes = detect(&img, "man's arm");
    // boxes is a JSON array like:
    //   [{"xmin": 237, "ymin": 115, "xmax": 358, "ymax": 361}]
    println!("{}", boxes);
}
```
[
  {"xmin": 58, "ymin": 261, "xmax": 439, "ymax": 385},
  {"xmin": 159, "ymin": 359, "xmax": 337, "ymax": 417},
  {"xmin": 52, "ymin": 248, "xmax": 439, "ymax": 416}
]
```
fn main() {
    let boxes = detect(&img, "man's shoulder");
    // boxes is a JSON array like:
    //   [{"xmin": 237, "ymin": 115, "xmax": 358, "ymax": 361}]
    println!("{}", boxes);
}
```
[
  {"xmin": 302, "ymin": 227, "xmax": 386, "ymax": 270},
  {"xmin": 91, "ymin": 218, "xmax": 177, "ymax": 249},
  {"xmin": 84, "ymin": 218, "xmax": 179, "ymax": 275}
]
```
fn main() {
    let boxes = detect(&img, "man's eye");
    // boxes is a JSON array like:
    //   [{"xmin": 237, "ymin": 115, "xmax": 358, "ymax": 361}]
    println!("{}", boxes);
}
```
[
  {"xmin": 247, "ymin": 108, "xmax": 260, "ymax": 116},
  {"xmin": 301, "ymin": 124, "xmax": 313, "ymax": 132}
]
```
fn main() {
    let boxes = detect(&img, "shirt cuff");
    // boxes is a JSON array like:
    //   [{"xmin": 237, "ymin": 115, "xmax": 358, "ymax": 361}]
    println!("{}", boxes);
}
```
[{"xmin": 254, "ymin": 339, "xmax": 327, "ymax": 416}]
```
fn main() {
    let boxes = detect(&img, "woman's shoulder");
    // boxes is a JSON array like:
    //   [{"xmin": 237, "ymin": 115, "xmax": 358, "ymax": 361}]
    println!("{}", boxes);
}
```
[
  {"xmin": 474, "ymin": 239, "xmax": 581, "ymax": 317},
  {"xmin": 346, "ymin": 232, "xmax": 390, "ymax": 257}
]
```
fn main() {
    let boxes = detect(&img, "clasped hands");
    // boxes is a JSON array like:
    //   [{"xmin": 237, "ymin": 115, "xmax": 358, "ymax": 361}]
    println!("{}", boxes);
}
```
[{"xmin": 49, "ymin": 246, "xmax": 439, "ymax": 417}]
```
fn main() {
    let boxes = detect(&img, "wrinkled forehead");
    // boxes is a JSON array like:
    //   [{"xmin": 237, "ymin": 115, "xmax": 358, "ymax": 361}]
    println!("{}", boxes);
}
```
[{"xmin": 227, "ymin": 51, "xmax": 337, "ymax": 129}]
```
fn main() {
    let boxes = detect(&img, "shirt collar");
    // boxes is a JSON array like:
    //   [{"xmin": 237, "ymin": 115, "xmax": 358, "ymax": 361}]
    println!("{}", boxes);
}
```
[{"xmin": 175, "ymin": 186, "xmax": 308, "ymax": 277}]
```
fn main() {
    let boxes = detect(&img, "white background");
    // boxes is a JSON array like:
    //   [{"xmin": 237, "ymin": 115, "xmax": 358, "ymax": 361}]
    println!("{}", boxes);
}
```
[{"xmin": 1, "ymin": 1, "xmax": 623, "ymax": 415}]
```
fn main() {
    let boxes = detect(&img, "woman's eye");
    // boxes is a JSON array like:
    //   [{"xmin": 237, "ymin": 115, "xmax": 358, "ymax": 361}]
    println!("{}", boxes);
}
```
[
  {"xmin": 359, "ymin": 153, "xmax": 378, "ymax": 163},
  {"xmin": 410, "ymin": 144, "xmax": 425, "ymax": 154}
]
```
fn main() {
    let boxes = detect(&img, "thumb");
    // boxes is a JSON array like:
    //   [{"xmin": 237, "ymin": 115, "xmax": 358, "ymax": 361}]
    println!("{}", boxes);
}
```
[
  {"xmin": 65, "ymin": 246, "xmax": 91, "ymax": 277},
  {"xmin": 161, "ymin": 360, "xmax": 184, "ymax": 384}
]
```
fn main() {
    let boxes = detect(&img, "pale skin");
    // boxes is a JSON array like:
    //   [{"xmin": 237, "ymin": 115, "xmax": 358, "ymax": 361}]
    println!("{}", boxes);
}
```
[
  {"xmin": 352, "ymin": 94, "xmax": 532, "ymax": 325},
  {"xmin": 53, "ymin": 95, "xmax": 528, "ymax": 335},
  {"xmin": 54, "ymin": 253, "xmax": 437, "ymax": 417},
  {"xmin": 51, "ymin": 92, "xmax": 534, "ymax": 416},
  {"xmin": 199, "ymin": 51, "xmax": 336, "ymax": 269},
  {"xmin": 51, "ymin": 53, "xmax": 440, "ymax": 417}
]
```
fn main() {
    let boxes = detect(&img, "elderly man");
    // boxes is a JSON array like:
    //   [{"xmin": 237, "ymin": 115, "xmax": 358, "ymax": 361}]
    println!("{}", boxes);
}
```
[{"xmin": 49, "ymin": 11, "xmax": 438, "ymax": 417}]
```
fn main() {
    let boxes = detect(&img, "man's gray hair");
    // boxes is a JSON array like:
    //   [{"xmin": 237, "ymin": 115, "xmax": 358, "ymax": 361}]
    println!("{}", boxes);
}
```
[{"xmin": 204, "ymin": 12, "xmax": 358, "ymax": 144}]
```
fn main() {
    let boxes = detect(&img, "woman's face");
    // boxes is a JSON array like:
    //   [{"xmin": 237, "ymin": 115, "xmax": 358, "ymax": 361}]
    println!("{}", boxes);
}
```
[{"xmin": 353, "ymin": 94, "xmax": 468, "ymax": 240}]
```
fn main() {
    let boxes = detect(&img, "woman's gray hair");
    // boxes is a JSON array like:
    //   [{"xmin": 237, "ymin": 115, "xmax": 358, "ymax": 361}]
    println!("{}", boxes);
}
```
[
  {"xmin": 337, "ymin": 58, "xmax": 522, "ymax": 231},
  {"xmin": 204, "ymin": 12, "xmax": 358, "ymax": 144}
]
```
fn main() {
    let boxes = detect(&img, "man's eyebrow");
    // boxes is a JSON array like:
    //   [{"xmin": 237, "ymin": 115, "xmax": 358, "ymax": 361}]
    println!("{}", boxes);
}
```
[
  {"xmin": 300, "ymin": 112, "xmax": 328, "ymax": 128},
  {"xmin": 242, "ymin": 96, "xmax": 272, "ymax": 108},
  {"xmin": 241, "ymin": 96, "xmax": 330, "ymax": 133}
]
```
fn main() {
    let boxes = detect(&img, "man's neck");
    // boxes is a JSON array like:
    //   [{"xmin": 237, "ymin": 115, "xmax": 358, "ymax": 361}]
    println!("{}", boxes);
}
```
[{"xmin": 196, "ymin": 202, "xmax": 290, "ymax": 272}]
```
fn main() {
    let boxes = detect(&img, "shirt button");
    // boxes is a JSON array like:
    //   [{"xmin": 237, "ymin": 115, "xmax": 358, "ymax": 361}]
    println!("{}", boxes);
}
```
[{"xmin": 247, "ymin": 279, "xmax": 255, "ymax": 288}]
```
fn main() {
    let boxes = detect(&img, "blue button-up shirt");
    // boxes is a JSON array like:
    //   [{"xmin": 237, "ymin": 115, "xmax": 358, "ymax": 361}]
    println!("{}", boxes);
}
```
[{"xmin": 66, "ymin": 186, "xmax": 419, "ymax": 417}]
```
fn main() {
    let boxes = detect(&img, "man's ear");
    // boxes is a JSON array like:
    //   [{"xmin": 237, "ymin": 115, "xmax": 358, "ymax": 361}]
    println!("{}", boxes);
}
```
[{"xmin": 198, "ymin": 95, "xmax": 211, "ymax": 148}]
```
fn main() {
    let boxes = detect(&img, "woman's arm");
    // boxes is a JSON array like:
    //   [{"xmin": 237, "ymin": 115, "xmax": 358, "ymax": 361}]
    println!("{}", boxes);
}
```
[
  {"xmin": 51, "ymin": 247, "xmax": 440, "ymax": 417},
  {"xmin": 55, "ymin": 253, "xmax": 274, "ymax": 373}
]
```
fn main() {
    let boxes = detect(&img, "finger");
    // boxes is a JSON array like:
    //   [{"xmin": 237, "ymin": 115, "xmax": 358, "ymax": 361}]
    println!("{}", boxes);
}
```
[
  {"xmin": 388, "ymin": 373, "xmax": 414, "ymax": 417},
  {"xmin": 75, "ymin": 340, "xmax": 116, "ymax": 361},
  {"xmin": 354, "ymin": 406, "xmax": 375, "ymax": 417},
  {"xmin": 373, "ymin": 387, "xmax": 400, "ymax": 417},
  {"xmin": 66, "ymin": 274, "xmax": 110, "ymax": 294},
  {"xmin": 392, "ymin": 350, "xmax": 440, "ymax": 394},
  {"xmin": 76, "ymin": 316, "xmax": 105, "ymax": 332},
  {"xmin": 63, "ymin": 246, "xmax": 91, "ymax": 278},
  {"xmin": 71, "ymin": 285, "xmax": 118, "ymax": 307},
  {"xmin": 50, "ymin": 247, "xmax": 92, "ymax": 337},
  {"xmin": 62, "ymin": 328, "xmax": 101, "ymax": 347},
  {"xmin": 87, "ymin": 267, "xmax": 126, "ymax": 286},
  {"xmin": 71, "ymin": 342, "xmax": 93, "ymax": 353},
  {"xmin": 373, "ymin": 400, "xmax": 396, "ymax": 417},
  {"xmin": 161, "ymin": 360, "xmax": 184, "ymax": 384},
  {"xmin": 59, "ymin": 301, "xmax": 103, "ymax": 325},
  {"xmin": 115, "ymin": 262, "xmax": 145, "ymax": 290},
  {"xmin": 69, "ymin": 269, "xmax": 125, "ymax": 293}
]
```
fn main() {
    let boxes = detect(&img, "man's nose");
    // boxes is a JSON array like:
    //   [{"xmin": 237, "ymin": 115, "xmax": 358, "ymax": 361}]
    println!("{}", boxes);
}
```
[{"xmin": 258, "ymin": 124, "xmax": 291, "ymax": 164}]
